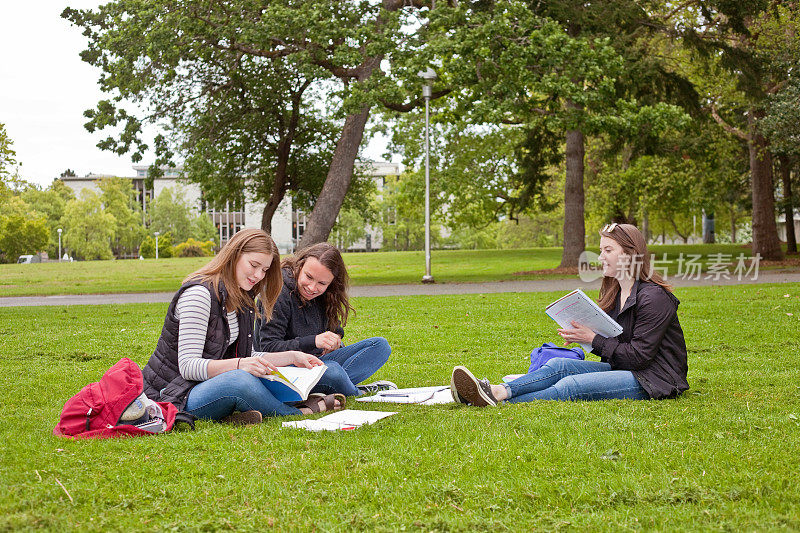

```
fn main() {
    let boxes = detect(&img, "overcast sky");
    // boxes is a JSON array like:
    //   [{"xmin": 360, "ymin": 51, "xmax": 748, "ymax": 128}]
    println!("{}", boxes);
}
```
[{"xmin": 0, "ymin": 1, "xmax": 391, "ymax": 189}]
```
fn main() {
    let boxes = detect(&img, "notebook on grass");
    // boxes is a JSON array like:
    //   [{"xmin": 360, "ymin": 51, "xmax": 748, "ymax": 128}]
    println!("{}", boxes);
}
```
[{"xmin": 282, "ymin": 410, "xmax": 397, "ymax": 432}]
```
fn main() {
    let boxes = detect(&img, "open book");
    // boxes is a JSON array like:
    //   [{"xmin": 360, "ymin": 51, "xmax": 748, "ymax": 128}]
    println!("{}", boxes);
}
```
[
  {"xmin": 545, "ymin": 289, "xmax": 623, "ymax": 352},
  {"xmin": 258, "ymin": 365, "xmax": 327, "ymax": 403}
]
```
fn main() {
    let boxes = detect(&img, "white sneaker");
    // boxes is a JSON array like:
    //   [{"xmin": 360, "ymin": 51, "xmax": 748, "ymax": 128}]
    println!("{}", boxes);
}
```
[{"xmin": 357, "ymin": 380, "xmax": 398, "ymax": 394}]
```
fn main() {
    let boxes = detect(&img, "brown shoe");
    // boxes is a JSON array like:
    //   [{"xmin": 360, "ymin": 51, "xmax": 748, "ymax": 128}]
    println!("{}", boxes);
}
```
[
  {"xmin": 295, "ymin": 393, "xmax": 346, "ymax": 414},
  {"xmin": 221, "ymin": 410, "xmax": 263, "ymax": 425},
  {"xmin": 451, "ymin": 366, "xmax": 498, "ymax": 407}
]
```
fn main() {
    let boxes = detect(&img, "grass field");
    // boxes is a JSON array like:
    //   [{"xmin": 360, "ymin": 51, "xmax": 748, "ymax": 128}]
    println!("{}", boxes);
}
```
[
  {"xmin": 0, "ymin": 243, "xmax": 761, "ymax": 297},
  {"xmin": 1, "ymin": 284, "xmax": 799, "ymax": 530}
]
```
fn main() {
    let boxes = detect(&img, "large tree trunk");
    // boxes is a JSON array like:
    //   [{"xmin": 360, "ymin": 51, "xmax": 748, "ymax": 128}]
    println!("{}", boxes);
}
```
[
  {"xmin": 748, "ymin": 111, "xmax": 783, "ymax": 261},
  {"xmin": 559, "ymin": 19, "xmax": 586, "ymax": 269},
  {"xmin": 559, "ymin": 126, "xmax": 585, "ymax": 268},
  {"xmin": 779, "ymin": 154, "xmax": 797, "ymax": 254},
  {"xmin": 297, "ymin": 104, "xmax": 371, "ymax": 249},
  {"xmin": 260, "ymin": 152, "xmax": 289, "ymax": 235},
  {"xmin": 642, "ymin": 208, "xmax": 650, "ymax": 243},
  {"xmin": 259, "ymin": 136, "xmax": 294, "ymax": 235},
  {"xmin": 261, "ymin": 82, "xmax": 307, "ymax": 235},
  {"xmin": 702, "ymin": 211, "xmax": 715, "ymax": 243}
]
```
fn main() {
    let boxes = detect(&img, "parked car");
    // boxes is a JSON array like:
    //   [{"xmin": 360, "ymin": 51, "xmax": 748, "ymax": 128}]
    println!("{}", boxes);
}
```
[{"xmin": 17, "ymin": 254, "xmax": 42, "ymax": 264}]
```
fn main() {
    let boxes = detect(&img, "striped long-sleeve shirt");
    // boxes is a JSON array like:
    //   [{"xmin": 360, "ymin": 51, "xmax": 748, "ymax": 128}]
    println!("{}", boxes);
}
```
[{"xmin": 175, "ymin": 285, "xmax": 240, "ymax": 381}]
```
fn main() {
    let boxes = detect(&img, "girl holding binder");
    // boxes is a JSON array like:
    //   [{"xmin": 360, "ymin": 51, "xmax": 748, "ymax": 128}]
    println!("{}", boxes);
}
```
[
  {"xmin": 254, "ymin": 242, "xmax": 394, "ymax": 394},
  {"xmin": 451, "ymin": 223, "xmax": 688, "ymax": 406},
  {"xmin": 142, "ymin": 229, "xmax": 350, "ymax": 426}
]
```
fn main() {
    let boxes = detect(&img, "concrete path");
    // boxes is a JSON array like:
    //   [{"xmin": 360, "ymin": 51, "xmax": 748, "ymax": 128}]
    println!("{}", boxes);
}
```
[{"xmin": 2, "ymin": 270, "xmax": 799, "ymax": 307}]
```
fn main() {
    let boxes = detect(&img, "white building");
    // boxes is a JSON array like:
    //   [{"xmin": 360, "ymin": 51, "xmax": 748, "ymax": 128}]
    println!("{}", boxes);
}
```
[
  {"xmin": 60, "ymin": 161, "xmax": 399, "ymax": 254},
  {"xmin": 778, "ymin": 209, "xmax": 800, "ymax": 243}
]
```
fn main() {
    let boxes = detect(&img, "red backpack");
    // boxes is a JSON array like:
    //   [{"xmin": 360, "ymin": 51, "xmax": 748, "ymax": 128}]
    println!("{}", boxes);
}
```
[{"xmin": 53, "ymin": 357, "xmax": 189, "ymax": 439}]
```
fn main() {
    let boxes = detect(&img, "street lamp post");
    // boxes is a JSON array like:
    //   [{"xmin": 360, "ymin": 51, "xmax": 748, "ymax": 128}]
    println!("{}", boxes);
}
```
[
  {"xmin": 154, "ymin": 231, "xmax": 160, "ymax": 260},
  {"xmin": 418, "ymin": 67, "xmax": 437, "ymax": 284},
  {"xmin": 57, "ymin": 228, "xmax": 62, "ymax": 262}
]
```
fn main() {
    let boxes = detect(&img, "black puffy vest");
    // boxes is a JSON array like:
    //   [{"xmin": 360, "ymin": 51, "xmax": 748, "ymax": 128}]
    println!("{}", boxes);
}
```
[{"xmin": 142, "ymin": 279, "xmax": 255, "ymax": 410}]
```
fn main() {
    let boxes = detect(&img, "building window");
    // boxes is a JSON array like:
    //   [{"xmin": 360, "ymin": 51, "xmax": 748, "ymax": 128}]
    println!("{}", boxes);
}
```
[
  {"xmin": 292, "ymin": 209, "xmax": 307, "ymax": 248},
  {"xmin": 132, "ymin": 179, "xmax": 154, "ymax": 226},
  {"xmin": 206, "ymin": 196, "xmax": 246, "ymax": 245}
]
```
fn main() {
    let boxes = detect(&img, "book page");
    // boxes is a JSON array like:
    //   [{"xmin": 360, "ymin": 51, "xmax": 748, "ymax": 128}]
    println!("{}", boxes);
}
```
[
  {"xmin": 269, "ymin": 365, "xmax": 327, "ymax": 396},
  {"xmin": 260, "ymin": 365, "xmax": 328, "ymax": 402}
]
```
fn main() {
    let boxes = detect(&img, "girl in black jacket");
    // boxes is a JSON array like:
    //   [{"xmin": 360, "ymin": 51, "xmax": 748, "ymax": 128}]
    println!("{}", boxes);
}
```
[
  {"xmin": 451, "ymin": 223, "xmax": 689, "ymax": 406},
  {"xmin": 254, "ymin": 243, "xmax": 393, "ymax": 394}
]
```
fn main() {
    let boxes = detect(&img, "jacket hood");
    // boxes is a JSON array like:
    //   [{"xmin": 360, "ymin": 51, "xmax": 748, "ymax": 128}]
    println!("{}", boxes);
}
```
[
  {"xmin": 281, "ymin": 268, "xmax": 297, "ymax": 291},
  {"xmin": 639, "ymin": 279, "xmax": 680, "ymax": 308},
  {"xmin": 665, "ymin": 287, "xmax": 680, "ymax": 308}
]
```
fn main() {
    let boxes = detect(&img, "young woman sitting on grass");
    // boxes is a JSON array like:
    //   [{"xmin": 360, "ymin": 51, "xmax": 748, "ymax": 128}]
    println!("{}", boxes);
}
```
[
  {"xmin": 254, "ymin": 242, "xmax": 394, "ymax": 395},
  {"xmin": 142, "ymin": 229, "xmax": 351, "ymax": 426},
  {"xmin": 451, "ymin": 223, "xmax": 689, "ymax": 406}
]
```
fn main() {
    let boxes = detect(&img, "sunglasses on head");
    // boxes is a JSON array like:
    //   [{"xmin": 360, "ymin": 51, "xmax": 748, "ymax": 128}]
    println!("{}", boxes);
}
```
[{"xmin": 601, "ymin": 223, "xmax": 619, "ymax": 233}]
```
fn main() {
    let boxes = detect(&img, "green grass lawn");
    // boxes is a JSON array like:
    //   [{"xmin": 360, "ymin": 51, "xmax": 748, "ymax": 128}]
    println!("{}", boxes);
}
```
[
  {"xmin": 1, "ymin": 284, "xmax": 799, "ymax": 530},
  {"xmin": 0, "ymin": 243, "xmax": 762, "ymax": 297}
]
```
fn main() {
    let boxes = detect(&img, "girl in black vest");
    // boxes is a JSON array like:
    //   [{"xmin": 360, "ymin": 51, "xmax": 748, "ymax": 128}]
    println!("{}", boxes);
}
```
[
  {"xmin": 142, "ymin": 229, "xmax": 351, "ymax": 425},
  {"xmin": 254, "ymin": 242, "xmax": 394, "ymax": 394},
  {"xmin": 450, "ymin": 223, "xmax": 689, "ymax": 406}
]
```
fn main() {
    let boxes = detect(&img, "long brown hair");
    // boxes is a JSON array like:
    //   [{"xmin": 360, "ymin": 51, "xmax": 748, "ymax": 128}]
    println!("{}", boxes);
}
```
[
  {"xmin": 185, "ymin": 229, "xmax": 282, "ymax": 320},
  {"xmin": 282, "ymin": 243, "xmax": 354, "ymax": 330},
  {"xmin": 597, "ymin": 224, "xmax": 672, "ymax": 312}
]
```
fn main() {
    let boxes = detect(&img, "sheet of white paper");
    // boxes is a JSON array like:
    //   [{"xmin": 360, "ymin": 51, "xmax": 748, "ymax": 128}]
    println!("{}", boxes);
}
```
[
  {"xmin": 355, "ymin": 386, "xmax": 454, "ymax": 405},
  {"xmin": 281, "ymin": 419, "xmax": 351, "ymax": 432},
  {"xmin": 281, "ymin": 410, "xmax": 397, "ymax": 432},
  {"xmin": 421, "ymin": 388, "xmax": 456, "ymax": 405}
]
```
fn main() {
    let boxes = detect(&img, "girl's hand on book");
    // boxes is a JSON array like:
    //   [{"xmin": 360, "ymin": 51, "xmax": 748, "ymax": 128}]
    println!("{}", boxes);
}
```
[
  {"xmin": 558, "ymin": 321, "xmax": 596, "ymax": 346},
  {"xmin": 292, "ymin": 352, "xmax": 324, "ymax": 369},
  {"xmin": 239, "ymin": 356, "xmax": 278, "ymax": 377}
]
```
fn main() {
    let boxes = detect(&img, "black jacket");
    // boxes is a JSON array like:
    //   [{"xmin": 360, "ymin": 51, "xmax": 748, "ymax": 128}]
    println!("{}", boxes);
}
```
[
  {"xmin": 591, "ymin": 280, "xmax": 689, "ymax": 399},
  {"xmin": 142, "ymin": 280, "xmax": 255, "ymax": 410},
  {"xmin": 253, "ymin": 269, "xmax": 344, "ymax": 355}
]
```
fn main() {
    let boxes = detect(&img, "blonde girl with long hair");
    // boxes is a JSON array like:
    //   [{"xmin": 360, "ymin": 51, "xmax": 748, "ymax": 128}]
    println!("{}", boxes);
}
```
[{"xmin": 142, "ymin": 229, "xmax": 349, "ymax": 425}]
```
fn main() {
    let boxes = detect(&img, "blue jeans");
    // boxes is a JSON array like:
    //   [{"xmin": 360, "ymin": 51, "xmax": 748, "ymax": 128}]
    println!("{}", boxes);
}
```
[
  {"xmin": 184, "ymin": 361, "xmax": 358, "ymax": 420},
  {"xmin": 504, "ymin": 358, "xmax": 649, "ymax": 402},
  {"xmin": 320, "ymin": 337, "xmax": 391, "ymax": 386}
]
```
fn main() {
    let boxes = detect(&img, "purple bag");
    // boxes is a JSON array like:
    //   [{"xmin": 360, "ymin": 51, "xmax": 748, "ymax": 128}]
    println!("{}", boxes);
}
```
[{"xmin": 528, "ymin": 343, "xmax": 584, "ymax": 373}]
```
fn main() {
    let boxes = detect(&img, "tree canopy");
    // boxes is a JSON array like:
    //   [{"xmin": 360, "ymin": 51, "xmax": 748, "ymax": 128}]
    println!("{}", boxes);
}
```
[
  {"xmin": 63, "ymin": 0, "xmax": 448, "ymax": 247},
  {"xmin": 60, "ymin": 0, "xmax": 798, "ymax": 259}
]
